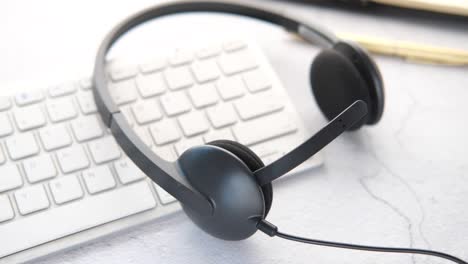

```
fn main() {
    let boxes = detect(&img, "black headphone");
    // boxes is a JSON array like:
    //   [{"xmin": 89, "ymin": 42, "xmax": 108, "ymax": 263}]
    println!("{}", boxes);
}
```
[{"xmin": 92, "ymin": 1, "xmax": 466, "ymax": 263}]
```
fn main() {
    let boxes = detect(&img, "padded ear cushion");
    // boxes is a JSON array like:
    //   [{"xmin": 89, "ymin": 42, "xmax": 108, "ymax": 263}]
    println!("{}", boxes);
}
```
[
  {"xmin": 207, "ymin": 140, "xmax": 273, "ymax": 216},
  {"xmin": 310, "ymin": 48, "xmax": 371, "ymax": 130},
  {"xmin": 334, "ymin": 41, "xmax": 384, "ymax": 125},
  {"xmin": 310, "ymin": 41, "xmax": 384, "ymax": 129}
]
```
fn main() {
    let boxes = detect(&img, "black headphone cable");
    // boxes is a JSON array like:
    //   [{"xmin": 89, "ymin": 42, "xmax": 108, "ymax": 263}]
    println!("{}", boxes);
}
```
[{"xmin": 257, "ymin": 219, "xmax": 467, "ymax": 264}]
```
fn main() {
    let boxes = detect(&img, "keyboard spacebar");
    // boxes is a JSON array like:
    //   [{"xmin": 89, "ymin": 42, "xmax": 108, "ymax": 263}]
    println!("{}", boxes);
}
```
[{"xmin": 0, "ymin": 181, "xmax": 156, "ymax": 258}]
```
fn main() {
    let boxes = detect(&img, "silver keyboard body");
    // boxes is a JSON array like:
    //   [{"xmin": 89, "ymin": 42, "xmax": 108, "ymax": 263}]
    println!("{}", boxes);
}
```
[{"xmin": 0, "ymin": 40, "xmax": 322, "ymax": 263}]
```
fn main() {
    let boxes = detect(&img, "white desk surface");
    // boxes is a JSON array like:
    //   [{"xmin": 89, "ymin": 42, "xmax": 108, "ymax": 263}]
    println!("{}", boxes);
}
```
[{"xmin": 2, "ymin": 0, "xmax": 468, "ymax": 263}]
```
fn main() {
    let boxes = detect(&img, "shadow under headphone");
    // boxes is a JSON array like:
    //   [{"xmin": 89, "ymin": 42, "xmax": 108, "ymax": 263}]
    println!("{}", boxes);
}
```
[{"xmin": 92, "ymin": 1, "xmax": 467, "ymax": 263}]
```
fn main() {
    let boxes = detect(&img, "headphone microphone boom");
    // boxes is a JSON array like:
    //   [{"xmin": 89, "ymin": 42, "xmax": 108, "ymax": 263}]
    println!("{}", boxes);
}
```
[
  {"xmin": 92, "ymin": 1, "xmax": 467, "ymax": 263},
  {"xmin": 254, "ymin": 100, "xmax": 367, "ymax": 185}
]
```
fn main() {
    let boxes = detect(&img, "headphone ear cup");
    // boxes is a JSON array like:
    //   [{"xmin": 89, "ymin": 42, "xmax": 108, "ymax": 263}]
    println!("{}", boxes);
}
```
[
  {"xmin": 207, "ymin": 140, "xmax": 273, "ymax": 216},
  {"xmin": 310, "ymin": 48, "xmax": 371, "ymax": 130}
]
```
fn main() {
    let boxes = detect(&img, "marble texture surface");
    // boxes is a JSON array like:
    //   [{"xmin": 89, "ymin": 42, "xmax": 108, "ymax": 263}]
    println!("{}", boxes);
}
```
[{"xmin": 2, "ymin": 0, "xmax": 467, "ymax": 263}]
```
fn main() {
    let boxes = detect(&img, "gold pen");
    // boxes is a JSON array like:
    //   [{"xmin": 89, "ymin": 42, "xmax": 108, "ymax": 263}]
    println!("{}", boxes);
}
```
[
  {"xmin": 370, "ymin": 0, "xmax": 468, "ymax": 18},
  {"xmin": 339, "ymin": 33, "xmax": 468, "ymax": 66}
]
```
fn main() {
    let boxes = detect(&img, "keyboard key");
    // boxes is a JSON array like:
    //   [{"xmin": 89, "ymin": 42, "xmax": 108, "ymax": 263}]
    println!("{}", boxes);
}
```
[
  {"xmin": 23, "ymin": 155, "xmax": 57, "ymax": 183},
  {"xmin": 0, "ymin": 195, "xmax": 14, "ymax": 223},
  {"xmin": 153, "ymin": 183, "xmax": 176, "ymax": 204},
  {"xmin": 206, "ymin": 104, "xmax": 237, "ymax": 128},
  {"xmin": 218, "ymin": 50, "xmax": 257, "ymax": 75},
  {"xmin": 174, "ymin": 137, "xmax": 203, "ymax": 156},
  {"xmin": 0, "ymin": 145, "xmax": 4, "ymax": 164},
  {"xmin": 49, "ymin": 175, "xmax": 83, "ymax": 204},
  {"xmin": 160, "ymin": 91, "xmax": 191, "ymax": 116},
  {"xmin": 110, "ymin": 80, "xmax": 137, "ymax": 105},
  {"xmin": 234, "ymin": 92, "xmax": 283, "ymax": 120},
  {"xmin": 121, "ymin": 106, "xmax": 135, "ymax": 127},
  {"xmin": 0, "ymin": 97, "xmax": 12, "ymax": 111},
  {"xmin": 188, "ymin": 83, "xmax": 219, "ymax": 108},
  {"xmin": 6, "ymin": 133, "xmax": 39, "ymax": 160},
  {"xmin": 56, "ymin": 145, "xmax": 90, "ymax": 173},
  {"xmin": 169, "ymin": 50, "xmax": 193, "ymax": 66},
  {"xmin": 152, "ymin": 145, "xmax": 177, "ymax": 161},
  {"xmin": 15, "ymin": 90, "xmax": 44, "ymax": 106},
  {"xmin": 203, "ymin": 128, "xmax": 235, "ymax": 143},
  {"xmin": 216, "ymin": 76, "xmax": 245, "ymax": 100},
  {"xmin": 0, "ymin": 113, "xmax": 13, "ymax": 137},
  {"xmin": 251, "ymin": 143, "xmax": 278, "ymax": 158},
  {"xmin": 149, "ymin": 119, "xmax": 181, "ymax": 145},
  {"xmin": 49, "ymin": 82, "xmax": 77, "ymax": 97},
  {"xmin": 134, "ymin": 127, "xmax": 153, "ymax": 147},
  {"xmin": 109, "ymin": 65, "xmax": 138, "ymax": 81},
  {"xmin": 47, "ymin": 97, "xmax": 77, "ymax": 122},
  {"xmin": 223, "ymin": 40, "xmax": 247, "ymax": 52},
  {"xmin": 132, "ymin": 100, "xmax": 163, "ymax": 125},
  {"xmin": 243, "ymin": 69, "xmax": 272, "ymax": 93},
  {"xmin": 233, "ymin": 113, "xmax": 297, "ymax": 146},
  {"xmin": 114, "ymin": 158, "xmax": 146, "ymax": 184},
  {"xmin": 39, "ymin": 124, "xmax": 72, "ymax": 151},
  {"xmin": 164, "ymin": 66, "xmax": 193, "ymax": 90},
  {"xmin": 71, "ymin": 115, "xmax": 104, "ymax": 142},
  {"xmin": 14, "ymin": 105, "xmax": 46, "ymax": 131},
  {"xmin": 76, "ymin": 91, "xmax": 98, "ymax": 114},
  {"xmin": 177, "ymin": 111, "xmax": 209, "ymax": 137},
  {"xmin": 0, "ymin": 165, "xmax": 23, "ymax": 193},
  {"xmin": 262, "ymin": 152, "xmax": 282, "ymax": 165},
  {"xmin": 82, "ymin": 165, "xmax": 116, "ymax": 194},
  {"xmin": 191, "ymin": 60, "xmax": 220, "ymax": 83},
  {"xmin": 88, "ymin": 137, "xmax": 121, "ymax": 164},
  {"xmin": 0, "ymin": 181, "xmax": 155, "ymax": 258},
  {"xmin": 80, "ymin": 78, "xmax": 92, "ymax": 90},
  {"xmin": 196, "ymin": 45, "xmax": 221, "ymax": 59},
  {"xmin": 14, "ymin": 185, "xmax": 50, "ymax": 215},
  {"xmin": 136, "ymin": 73, "xmax": 166, "ymax": 98},
  {"xmin": 140, "ymin": 57, "xmax": 166, "ymax": 73}
]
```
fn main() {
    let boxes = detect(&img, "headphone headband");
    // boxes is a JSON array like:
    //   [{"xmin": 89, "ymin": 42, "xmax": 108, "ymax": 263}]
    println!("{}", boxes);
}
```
[{"xmin": 92, "ymin": 0, "xmax": 338, "ymax": 215}]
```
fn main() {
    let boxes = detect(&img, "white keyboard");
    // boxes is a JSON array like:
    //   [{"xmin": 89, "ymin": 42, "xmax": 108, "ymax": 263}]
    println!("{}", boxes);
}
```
[{"xmin": 0, "ymin": 40, "xmax": 322, "ymax": 263}]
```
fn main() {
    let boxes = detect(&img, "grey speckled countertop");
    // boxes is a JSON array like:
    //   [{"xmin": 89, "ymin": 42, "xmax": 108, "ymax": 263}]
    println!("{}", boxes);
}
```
[{"xmin": 2, "ymin": 0, "xmax": 467, "ymax": 263}]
